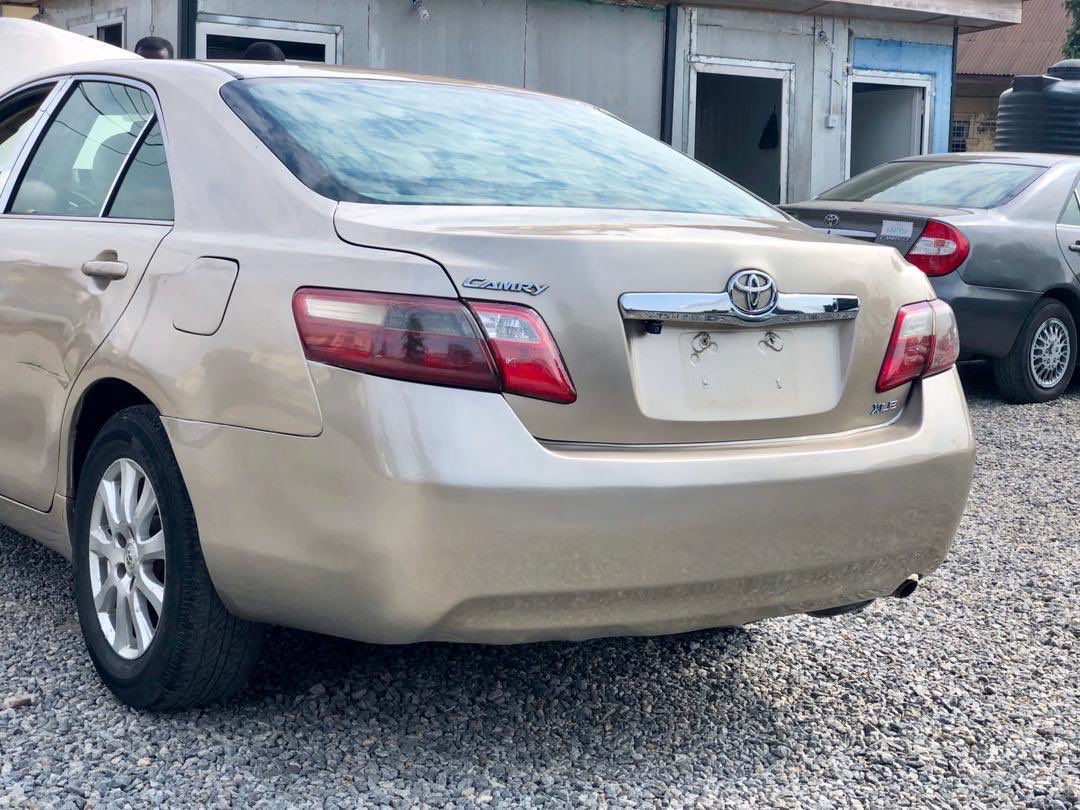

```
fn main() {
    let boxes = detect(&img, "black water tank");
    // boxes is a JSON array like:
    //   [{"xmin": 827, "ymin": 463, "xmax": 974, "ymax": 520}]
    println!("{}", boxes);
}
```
[{"xmin": 995, "ymin": 59, "xmax": 1080, "ymax": 154}]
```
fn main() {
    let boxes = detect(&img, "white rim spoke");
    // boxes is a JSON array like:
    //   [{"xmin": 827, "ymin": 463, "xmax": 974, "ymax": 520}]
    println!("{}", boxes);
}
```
[
  {"xmin": 98, "ymin": 477, "xmax": 122, "ymax": 534},
  {"xmin": 135, "ymin": 566, "xmax": 165, "ymax": 615},
  {"xmin": 94, "ymin": 573, "xmax": 118, "ymax": 611},
  {"xmin": 88, "ymin": 527, "xmax": 119, "ymax": 564},
  {"xmin": 112, "ymin": 579, "xmax": 135, "ymax": 653},
  {"xmin": 138, "ymin": 531, "xmax": 165, "ymax": 562},
  {"xmin": 131, "ymin": 484, "xmax": 158, "ymax": 537},
  {"xmin": 119, "ymin": 459, "xmax": 139, "ymax": 526},
  {"xmin": 87, "ymin": 458, "xmax": 165, "ymax": 661}
]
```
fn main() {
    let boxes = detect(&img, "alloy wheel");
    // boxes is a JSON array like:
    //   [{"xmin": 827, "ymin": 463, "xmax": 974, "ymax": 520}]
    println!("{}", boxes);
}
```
[
  {"xmin": 1029, "ymin": 317, "xmax": 1071, "ymax": 389},
  {"xmin": 87, "ymin": 458, "xmax": 166, "ymax": 660}
]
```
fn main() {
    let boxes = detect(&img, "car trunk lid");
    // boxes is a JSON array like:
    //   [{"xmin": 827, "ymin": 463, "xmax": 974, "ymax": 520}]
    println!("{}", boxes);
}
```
[
  {"xmin": 782, "ymin": 200, "xmax": 975, "ymax": 256},
  {"xmin": 335, "ymin": 204, "xmax": 934, "ymax": 445}
]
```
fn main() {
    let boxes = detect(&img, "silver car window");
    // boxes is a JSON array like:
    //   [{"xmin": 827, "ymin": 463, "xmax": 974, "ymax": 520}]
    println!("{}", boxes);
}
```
[
  {"xmin": 221, "ymin": 77, "xmax": 782, "ymax": 218},
  {"xmin": 818, "ymin": 161, "xmax": 1044, "ymax": 209},
  {"xmin": 8, "ymin": 81, "xmax": 155, "ymax": 217},
  {"xmin": 1060, "ymin": 181, "xmax": 1080, "ymax": 227}
]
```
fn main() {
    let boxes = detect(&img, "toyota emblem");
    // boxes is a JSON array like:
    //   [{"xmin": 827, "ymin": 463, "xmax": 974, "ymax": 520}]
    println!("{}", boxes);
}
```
[{"xmin": 727, "ymin": 270, "xmax": 778, "ymax": 317}]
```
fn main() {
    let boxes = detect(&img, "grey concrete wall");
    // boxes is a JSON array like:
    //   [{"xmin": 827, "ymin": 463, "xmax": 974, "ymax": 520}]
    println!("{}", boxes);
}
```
[
  {"xmin": 39, "ymin": 0, "xmax": 176, "ymax": 50},
  {"xmin": 37, "ymin": 0, "xmax": 664, "ymax": 135},
  {"xmin": 198, "ymin": 0, "xmax": 371, "ymax": 64},
  {"xmin": 676, "ymin": 6, "xmax": 959, "ymax": 201},
  {"xmin": 523, "ymin": 0, "xmax": 664, "ymax": 135}
]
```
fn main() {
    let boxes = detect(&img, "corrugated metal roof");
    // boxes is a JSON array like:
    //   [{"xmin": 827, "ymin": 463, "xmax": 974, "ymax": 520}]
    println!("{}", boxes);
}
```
[{"xmin": 957, "ymin": 0, "xmax": 1070, "ymax": 77}]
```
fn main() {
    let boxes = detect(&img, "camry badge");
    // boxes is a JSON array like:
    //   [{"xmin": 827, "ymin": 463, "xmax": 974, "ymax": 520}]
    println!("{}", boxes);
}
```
[
  {"xmin": 727, "ymin": 270, "xmax": 778, "ymax": 317},
  {"xmin": 463, "ymin": 277, "xmax": 549, "ymax": 296},
  {"xmin": 823, "ymin": 213, "xmax": 840, "ymax": 228}
]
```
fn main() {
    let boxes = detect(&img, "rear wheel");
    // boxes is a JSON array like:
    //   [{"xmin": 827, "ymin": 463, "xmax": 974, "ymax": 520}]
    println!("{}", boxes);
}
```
[
  {"xmin": 993, "ymin": 299, "xmax": 1076, "ymax": 403},
  {"xmin": 72, "ymin": 406, "xmax": 263, "ymax": 709}
]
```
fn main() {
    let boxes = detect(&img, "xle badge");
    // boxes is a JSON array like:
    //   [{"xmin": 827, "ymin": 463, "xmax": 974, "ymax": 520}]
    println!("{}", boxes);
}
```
[{"xmin": 870, "ymin": 400, "xmax": 898, "ymax": 416}]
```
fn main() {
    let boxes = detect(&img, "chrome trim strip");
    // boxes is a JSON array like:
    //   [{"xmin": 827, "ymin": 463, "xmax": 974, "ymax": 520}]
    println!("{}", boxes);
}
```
[
  {"xmin": 813, "ymin": 227, "xmax": 878, "ymax": 240},
  {"xmin": 619, "ymin": 291, "xmax": 860, "ymax": 326},
  {"xmin": 99, "ymin": 114, "xmax": 155, "ymax": 218}
]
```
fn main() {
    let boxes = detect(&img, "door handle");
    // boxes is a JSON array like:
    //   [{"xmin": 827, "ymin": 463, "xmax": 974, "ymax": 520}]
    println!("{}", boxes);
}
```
[
  {"xmin": 81, "ymin": 259, "xmax": 128, "ymax": 280},
  {"xmin": 1070, "ymin": 242, "xmax": 1080, "ymax": 253}
]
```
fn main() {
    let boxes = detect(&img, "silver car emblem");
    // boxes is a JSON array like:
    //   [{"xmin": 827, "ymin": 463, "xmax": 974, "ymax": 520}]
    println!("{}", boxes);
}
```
[
  {"xmin": 823, "ymin": 213, "xmax": 840, "ymax": 228},
  {"xmin": 727, "ymin": 270, "xmax": 778, "ymax": 317}
]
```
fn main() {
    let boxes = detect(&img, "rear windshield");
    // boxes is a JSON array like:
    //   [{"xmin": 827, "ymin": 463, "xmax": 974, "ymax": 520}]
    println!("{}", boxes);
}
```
[
  {"xmin": 220, "ymin": 77, "xmax": 780, "ymax": 218},
  {"xmin": 817, "ymin": 161, "xmax": 1044, "ymax": 208}
]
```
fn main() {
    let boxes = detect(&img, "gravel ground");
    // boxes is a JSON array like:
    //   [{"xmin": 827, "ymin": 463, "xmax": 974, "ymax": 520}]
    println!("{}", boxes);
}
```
[{"xmin": 1, "ymin": 362, "xmax": 1077, "ymax": 809}]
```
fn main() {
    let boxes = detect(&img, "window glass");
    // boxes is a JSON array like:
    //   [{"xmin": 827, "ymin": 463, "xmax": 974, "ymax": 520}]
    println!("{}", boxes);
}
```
[
  {"xmin": 221, "ymin": 78, "xmax": 782, "ymax": 218},
  {"xmin": 10, "ymin": 82, "xmax": 154, "ymax": 217},
  {"xmin": 818, "ymin": 160, "xmax": 1043, "ymax": 209},
  {"xmin": 0, "ymin": 85, "xmax": 54, "ymax": 180},
  {"xmin": 107, "ymin": 122, "xmax": 173, "ymax": 220},
  {"xmin": 1061, "ymin": 184, "xmax": 1080, "ymax": 227}
]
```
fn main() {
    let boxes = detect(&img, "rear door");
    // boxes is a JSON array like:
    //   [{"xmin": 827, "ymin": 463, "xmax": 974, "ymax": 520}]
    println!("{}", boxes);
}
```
[
  {"xmin": 0, "ymin": 78, "xmax": 173, "ymax": 510},
  {"xmin": 1054, "ymin": 175, "xmax": 1080, "ymax": 276}
]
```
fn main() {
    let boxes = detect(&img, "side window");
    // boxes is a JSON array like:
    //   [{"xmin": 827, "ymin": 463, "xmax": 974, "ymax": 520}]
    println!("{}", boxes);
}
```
[
  {"xmin": 0, "ymin": 84, "xmax": 56, "ymax": 185},
  {"xmin": 106, "ymin": 121, "xmax": 174, "ymax": 221},
  {"xmin": 9, "ymin": 81, "xmax": 155, "ymax": 217},
  {"xmin": 1061, "ymin": 184, "xmax": 1080, "ymax": 227}
]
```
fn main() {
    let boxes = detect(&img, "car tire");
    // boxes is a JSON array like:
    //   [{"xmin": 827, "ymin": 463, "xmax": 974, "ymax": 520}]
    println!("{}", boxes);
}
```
[
  {"xmin": 992, "ymin": 299, "xmax": 1077, "ymax": 404},
  {"xmin": 71, "ymin": 405, "xmax": 263, "ymax": 709}
]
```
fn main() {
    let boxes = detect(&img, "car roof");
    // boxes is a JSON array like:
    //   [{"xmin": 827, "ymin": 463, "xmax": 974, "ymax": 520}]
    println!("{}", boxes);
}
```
[
  {"xmin": 892, "ymin": 151, "xmax": 1080, "ymax": 168},
  {"xmin": 12, "ymin": 57, "xmax": 563, "ymax": 102}
]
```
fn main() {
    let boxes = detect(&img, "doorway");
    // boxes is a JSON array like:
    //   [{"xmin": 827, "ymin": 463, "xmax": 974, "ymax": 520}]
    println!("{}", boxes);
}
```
[
  {"xmin": 847, "ymin": 73, "xmax": 932, "ymax": 178},
  {"xmin": 690, "ymin": 60, "xmax": 792, "ymax": 204}
]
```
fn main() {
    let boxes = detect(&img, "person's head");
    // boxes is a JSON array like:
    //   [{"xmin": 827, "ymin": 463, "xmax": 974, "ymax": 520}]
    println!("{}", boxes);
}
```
[
  {"xmin": 243, "ymin": 42, "xmax": 286, "ymax": 61},
  {"xmin": 134, "ymin": 36, "xmax": 174, "ymax": 60}
]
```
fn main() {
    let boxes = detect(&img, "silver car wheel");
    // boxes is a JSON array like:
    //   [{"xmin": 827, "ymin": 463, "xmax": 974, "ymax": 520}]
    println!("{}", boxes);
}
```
[
  {"xmin": 1029, "ymin": 317, "xmax": 1071, "ymax": 389},
  {"xmin": 87, "ymin": 458, "xmax": 166, "ymax": 660}
]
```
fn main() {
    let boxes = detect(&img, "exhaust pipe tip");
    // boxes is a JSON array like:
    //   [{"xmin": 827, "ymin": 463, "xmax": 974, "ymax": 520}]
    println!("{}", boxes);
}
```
[{"xmin": 892, "ymin": 575, "xmax": 920, "ymax": 599}]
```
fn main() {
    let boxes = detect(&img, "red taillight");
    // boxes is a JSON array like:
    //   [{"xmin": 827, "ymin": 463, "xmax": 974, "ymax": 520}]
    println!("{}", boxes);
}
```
[
  {"xmin": 469, "ymin": 301, "xmax": 576, "ymax": 404},
  {"xmin": 877, "ymin": 299, "xmax": 960, "ymax": 392},
  {"xmin": 293, "ymin": 288, "xmax": 575, "ymax": 404},
  {"xmin": 905, "ymin": 220, "xmax": 970, "ymax": 277}
]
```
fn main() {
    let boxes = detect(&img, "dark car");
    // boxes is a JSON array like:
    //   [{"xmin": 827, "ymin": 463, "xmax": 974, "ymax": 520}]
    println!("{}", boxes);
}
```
[{"xmin": 784, "ymin": 153, "xmax": 1080, "ymax": 403}]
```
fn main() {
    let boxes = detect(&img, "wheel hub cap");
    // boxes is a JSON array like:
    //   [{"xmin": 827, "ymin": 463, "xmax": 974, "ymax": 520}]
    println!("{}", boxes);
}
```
[
  {"xmin": 87, "ymin": 458, "xmax": 166, "ymax": 660},
  {"xmin": 1030, "ymin": 318, "xmax": 1071, "ymax": 389}
]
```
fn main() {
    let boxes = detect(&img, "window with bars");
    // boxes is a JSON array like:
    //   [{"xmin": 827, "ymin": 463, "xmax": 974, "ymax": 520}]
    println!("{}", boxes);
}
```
[{"xmin": 950, "ymin": 118, "xmax": 971, "ymax": 152}]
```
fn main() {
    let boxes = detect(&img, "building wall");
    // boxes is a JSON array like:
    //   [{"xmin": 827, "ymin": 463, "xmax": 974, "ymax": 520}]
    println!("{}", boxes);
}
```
[
  {"xmin": 0, "ymin": 4, "xmax": 38, "ymax": 18},
  {"xmin": 952, "ymin": 77, "xmax": 1010, "ymax": 151},
  {"xmin": 39, "ymin": 0, "xmax": 665, "ymax": 137},
  {"xmin": 850, "ymin": 35, "xmax": 955, "ymax": 153},
  {"xmin": 36, "ymin": 0, "xmax": 960, "ymax": 198},
  {"xmin": 39, "ymin": 0, "xmax": 176, "ymax": 49},
  {"xmin": 953, "ymin": 94, "xmax": 1001, "ymax": 151},
  {"xmin": 674, "ymin": 7, "xmax": 957, "ymax": 202}
]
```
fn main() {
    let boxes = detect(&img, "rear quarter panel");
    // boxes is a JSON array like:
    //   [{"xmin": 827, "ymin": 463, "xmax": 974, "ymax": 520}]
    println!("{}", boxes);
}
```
[{"xmin": 955, "ymin": 165, "xmax": 1079, "ymax": 292}]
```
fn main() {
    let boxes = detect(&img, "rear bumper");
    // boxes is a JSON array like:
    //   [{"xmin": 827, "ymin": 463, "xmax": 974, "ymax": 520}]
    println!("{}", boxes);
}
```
[
  {"xmin": 165, "ymin": 366, "xmax": 975, "ymax": 644},
  {"xmin": 931, "ymin": 272, "xmax": 1039, "ymax": 358}
]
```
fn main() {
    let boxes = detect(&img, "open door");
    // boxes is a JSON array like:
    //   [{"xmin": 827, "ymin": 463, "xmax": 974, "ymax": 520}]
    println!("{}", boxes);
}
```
[
  {"xmin": 847, "ymin": 73, "xmax": 931, "ymax": 178},
  {"xmin": 689, "ymin": 59, "xmax": 792, "ymax": 204}
]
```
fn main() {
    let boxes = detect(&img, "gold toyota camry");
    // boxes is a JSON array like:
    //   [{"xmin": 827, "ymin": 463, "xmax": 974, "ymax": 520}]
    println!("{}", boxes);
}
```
[{"xmin": 0, "ymin": 22, "xmax": 974, "ymax": 708}]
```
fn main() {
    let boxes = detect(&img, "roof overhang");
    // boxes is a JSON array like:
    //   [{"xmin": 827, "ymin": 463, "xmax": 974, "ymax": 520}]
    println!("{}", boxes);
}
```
[{"xmin": 675, "ymin": 0, "xmax": 1024, "ymax": 32}]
